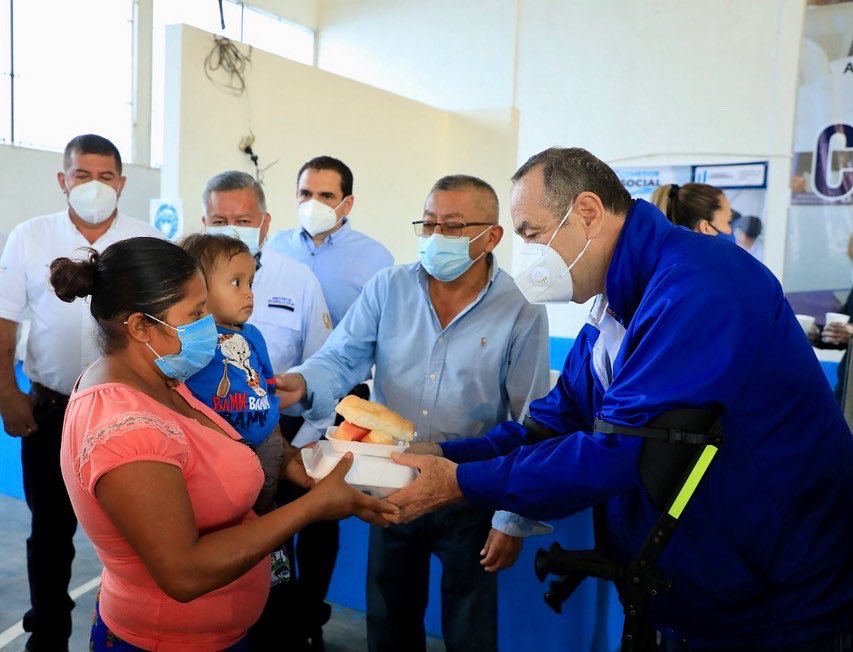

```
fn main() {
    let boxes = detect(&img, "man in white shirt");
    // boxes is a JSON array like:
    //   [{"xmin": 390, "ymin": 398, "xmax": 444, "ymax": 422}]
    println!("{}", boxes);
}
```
[{"xmin": 0, "ymin": 134, "xmax": 163, "ymax": 652}]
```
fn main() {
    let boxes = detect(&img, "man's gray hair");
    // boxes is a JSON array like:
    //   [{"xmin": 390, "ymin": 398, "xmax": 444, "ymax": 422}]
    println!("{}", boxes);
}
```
[
  {"xmin": 202, "ymin": 170, "xmax": 267, "ymax": 214},
  {"xmin": 429, "ymin": 174, "xmax": 499, "ymax": 221},
  {"xmin": 511, "ymin": 147, "xmax": 632, "ymax": 219}
]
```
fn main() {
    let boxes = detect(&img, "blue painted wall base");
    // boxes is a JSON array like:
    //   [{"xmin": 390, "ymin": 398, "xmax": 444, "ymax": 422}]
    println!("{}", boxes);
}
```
[{"xmin": 0, "ymin": 363, "xmax": 29, "ymax": 499}]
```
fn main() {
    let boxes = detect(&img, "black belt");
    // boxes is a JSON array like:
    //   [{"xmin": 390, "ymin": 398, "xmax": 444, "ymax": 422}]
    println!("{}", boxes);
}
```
[{"xmin": 31, "ymin": 382, "xmax": 70, "ymax": 405}]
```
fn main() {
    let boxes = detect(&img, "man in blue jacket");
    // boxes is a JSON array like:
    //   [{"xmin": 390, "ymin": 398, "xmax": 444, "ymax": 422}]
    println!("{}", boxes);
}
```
[{"xmin": 389, "ymin": 147, "xmax": 853, "ymax": 650}]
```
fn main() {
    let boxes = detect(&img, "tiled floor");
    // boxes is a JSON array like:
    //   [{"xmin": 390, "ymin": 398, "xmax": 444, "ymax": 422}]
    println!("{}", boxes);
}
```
[{"xmin": 0, "ymin": 494, "xmax": 443, "ymax": 651}]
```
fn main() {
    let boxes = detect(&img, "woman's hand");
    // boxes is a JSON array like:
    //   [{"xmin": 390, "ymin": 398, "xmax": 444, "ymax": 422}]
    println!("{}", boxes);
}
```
[
  {"xmin": 280, "ymin": 441, "xmax": 314, "ymax": 489},
  {"xmin": 304, "ymin": 453, "xmax": 399, "ymax": 526}
]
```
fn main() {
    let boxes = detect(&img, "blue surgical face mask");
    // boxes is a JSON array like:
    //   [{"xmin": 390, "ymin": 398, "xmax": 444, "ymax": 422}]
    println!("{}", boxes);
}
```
[
  {"xmin": 145, "ymin": 313, "xmax": 218, "ymax": 381},
  {"xmin": 418, "ymin": 227, "xmax": 492, "ymax": 282}
]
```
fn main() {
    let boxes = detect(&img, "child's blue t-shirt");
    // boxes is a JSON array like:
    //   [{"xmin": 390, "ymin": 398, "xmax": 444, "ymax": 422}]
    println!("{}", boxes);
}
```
[{"xmin": 185, "ymin": 323, "xmax": 281, "ymax": 446}]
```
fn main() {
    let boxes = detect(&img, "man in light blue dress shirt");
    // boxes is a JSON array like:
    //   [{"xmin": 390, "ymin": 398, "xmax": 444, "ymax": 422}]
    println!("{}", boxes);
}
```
[
  {"xmin": 267, "ymin": 156, "xmax": 394, "ymax": 327},
  {"xmin": 277, "ymin": 175, "xmax": 550, "ymax": 652},
  {"xmin": 267, "ymin": 157, "xmax": 394, "ymax": 648}
]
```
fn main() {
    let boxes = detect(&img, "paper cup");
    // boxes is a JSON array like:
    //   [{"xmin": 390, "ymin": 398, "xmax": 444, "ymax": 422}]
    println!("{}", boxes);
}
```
[
  {"xmin": 795, "ymin": 314, "xmax": 815, "ymax": 335},
  {"xmin": 825, "ymin": 312, "xmax": 848, "ymax": 326}
]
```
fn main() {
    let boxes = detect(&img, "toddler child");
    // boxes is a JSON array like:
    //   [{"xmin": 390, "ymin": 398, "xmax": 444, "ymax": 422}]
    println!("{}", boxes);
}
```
[{"xmin": 181, "ymin": 233, "xmax": 283, "ymax": 514}]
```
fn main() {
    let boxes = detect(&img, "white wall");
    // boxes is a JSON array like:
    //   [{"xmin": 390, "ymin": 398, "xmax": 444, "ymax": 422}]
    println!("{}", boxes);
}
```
[
  {"xmin": 252, "ymin": 0, "xmax": 319, "ymax": 30},
  {"xmin": 317, "ymin": 0, "xmax": 807, "ymax": 338},
  {"xmin": 0, "ymin": 144, "xmax": 160, "ymax": 236},
  {"xmin": 515, "ymin": 0, "xmax": 806, "ymax": 337},
  {"xmin": 317, "ymin": 0, "xmax": 517, "ymax": 111},
  {"xmin": 162, "ymin": 25, "xmax": 518, "ymax": 267}
]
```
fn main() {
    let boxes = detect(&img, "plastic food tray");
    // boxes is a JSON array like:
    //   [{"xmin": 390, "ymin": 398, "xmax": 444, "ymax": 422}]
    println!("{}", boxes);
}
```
[
  {"xmin": 301, "ymin": 440, "xmax": 417, "ymax": 498},
  {"xmin": 324, "ymin": 425, "xmax": 410, "ymax": 458}
]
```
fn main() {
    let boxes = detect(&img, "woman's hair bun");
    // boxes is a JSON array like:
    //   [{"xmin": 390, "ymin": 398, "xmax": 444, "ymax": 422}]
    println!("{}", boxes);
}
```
[{"xmin": 50, "ymin": 248, "xmax": 99, "ymax": 303}]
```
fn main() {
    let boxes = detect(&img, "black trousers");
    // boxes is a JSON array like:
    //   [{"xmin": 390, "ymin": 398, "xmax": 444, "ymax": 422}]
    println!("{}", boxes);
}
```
[
  {"xmin": 21, "ymin": 383, "xmax": 76, "ymax": 650},
  {"xmin": 248, "ymin": 402, "xmax": 349, "ymax": 651},
  {"xmin": 366, "ymin": 502, "xmax": 497, "ymax": 652},
  {"xmin": 247, "ymin": 536, "xmax": 309, "ymax": 651},
  {"xmin": 277, "ymin": 408, "xmax": 346, "ymax": 635}
]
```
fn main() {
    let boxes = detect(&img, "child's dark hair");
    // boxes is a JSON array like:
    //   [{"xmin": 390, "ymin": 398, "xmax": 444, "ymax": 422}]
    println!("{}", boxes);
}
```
[
  {"xmin": 179, "ymin": 233, "xmax": 251, "ymax": 279},
  {"xmin": 49, "ymin": 237, "xmax": 201, "ymax": 353}
]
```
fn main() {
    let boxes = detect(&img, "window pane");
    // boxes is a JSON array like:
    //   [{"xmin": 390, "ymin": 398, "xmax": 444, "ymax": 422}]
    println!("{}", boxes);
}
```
[
  {"xmin": 242, "ymin": 7, "xmax": 314, "ymax": 65},
  {"xmin": 12, "ymin": 0, "xmax": 133, "ymax": 156},
  {"xmin": 150, "ymin": 1, "xmax": 315, "ymax": 167},
  {"xmin": 0, "ymin": 0, "xmax": 10, "ymax": 143},
  {"xmin": 150, "ymin": 0, "xmax": 242, "ymax": 167}
]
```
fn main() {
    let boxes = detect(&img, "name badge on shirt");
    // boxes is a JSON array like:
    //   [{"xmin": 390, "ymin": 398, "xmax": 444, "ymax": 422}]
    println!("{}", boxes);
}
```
[{"xmin": 268, "ymin": 296, "xmax": 295, "ymax": 312}]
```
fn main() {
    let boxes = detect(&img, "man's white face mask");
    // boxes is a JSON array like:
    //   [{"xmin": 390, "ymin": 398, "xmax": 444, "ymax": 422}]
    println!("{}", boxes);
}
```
[
  {"xmin": 297, "ymin": 198, "xmax": 345, "ymax": 237},
  {"xmin": 514, "ymin": 202, "xmax": 591, "ymax": 304},
  {"xmin": 67, "ymin": 180, "xmax": 118, "ymax": 224}
]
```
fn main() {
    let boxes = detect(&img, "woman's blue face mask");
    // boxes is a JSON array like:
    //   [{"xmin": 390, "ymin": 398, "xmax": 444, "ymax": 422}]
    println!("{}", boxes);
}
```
[
  {"xmin": 144, "ymin": 313, "xmax": 218, "ymax": 381},
  {"xmin": 708, "ymin": 222, "xmax": 736, "ymax": 243}
]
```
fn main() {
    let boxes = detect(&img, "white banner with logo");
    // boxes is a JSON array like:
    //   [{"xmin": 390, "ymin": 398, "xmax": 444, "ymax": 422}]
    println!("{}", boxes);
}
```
[
  {"xmin": 150, "ymin": 198, "xmax": 183, "ymax": 242},
  {"xmin": 615, "ymin": 162, "xmax": 768, "ymax": 261},
  {"xmin": 786, "ymin": 0, "xmax": 853, "ymax": 296}
]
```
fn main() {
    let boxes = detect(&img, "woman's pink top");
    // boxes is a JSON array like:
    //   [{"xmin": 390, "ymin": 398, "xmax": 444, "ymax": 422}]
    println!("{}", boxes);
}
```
[{"xmin": 60, "ymin": 382, "xmax": 270, "ymax": 651}]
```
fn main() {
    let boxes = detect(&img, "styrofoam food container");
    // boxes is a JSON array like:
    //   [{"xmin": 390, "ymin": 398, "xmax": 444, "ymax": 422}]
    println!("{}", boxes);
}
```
[
  {"xmin": 301, "ymin": 440, "xmax": 417, "ymax": 498},
  {"xmin": 325, "ymin": 425, "xmax": 409, "ymax": 459}
]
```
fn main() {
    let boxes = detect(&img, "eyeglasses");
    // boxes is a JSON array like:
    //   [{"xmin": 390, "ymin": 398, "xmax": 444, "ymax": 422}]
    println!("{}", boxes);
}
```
[{"xmin": 412, "ymin": 220, "xmax": 494, "ymax": 239}]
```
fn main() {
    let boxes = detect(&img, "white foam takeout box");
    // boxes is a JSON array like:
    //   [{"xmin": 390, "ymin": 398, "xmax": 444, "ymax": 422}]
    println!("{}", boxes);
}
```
[{"xmin": 299, "ymin": 426, "xmax": 416, "ymax": 498}]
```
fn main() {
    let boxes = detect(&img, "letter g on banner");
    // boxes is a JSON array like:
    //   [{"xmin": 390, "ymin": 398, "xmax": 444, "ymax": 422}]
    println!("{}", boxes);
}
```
[{"xmin": 813, "ymin": 124, "xmax": 853, "ymax": 201}]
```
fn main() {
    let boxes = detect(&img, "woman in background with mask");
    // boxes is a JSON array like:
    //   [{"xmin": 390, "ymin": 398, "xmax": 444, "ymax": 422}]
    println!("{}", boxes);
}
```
[
  {"xmin": 650, "ymin": 182, "xmax": 734, "ymax": 239},
  {"xmin": 51, "ymin": 237, "xmax": 396, "ymax": 652}
]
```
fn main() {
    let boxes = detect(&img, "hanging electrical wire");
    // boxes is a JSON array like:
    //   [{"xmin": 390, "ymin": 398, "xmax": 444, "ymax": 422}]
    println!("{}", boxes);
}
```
[{"xmin": 204, "ymin": 36, "xmax": 251, "ymax": 95}]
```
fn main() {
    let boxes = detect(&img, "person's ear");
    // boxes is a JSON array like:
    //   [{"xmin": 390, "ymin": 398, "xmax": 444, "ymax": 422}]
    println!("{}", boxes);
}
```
[
  {"xmin": 57, "ymin": 172, "xmax": 69, "ymax": 194},
  {"xmin": 485, "ymin": 224, "xmax": 503, "ymax": 252},
  {"xmin": 124, "ymin": 313, "xmax": 153, "ymax": 344},
  {"xmin": 574, "ymin": 192, "xmax": 606, "ymax": 239},
  {"xmin": 259, "ymin": 212, "xmax": 272, "ymax": 245},
  {"xmin": 116, "ymin": 175, "xmax": 127, "ymax": 199},
  {"xmin": 341, "ymin": 195, "xmax": 354, "ymax": 216},
  {"xmin": 696, "ymin": 220, "xmax": 716, "ymax": 236}
]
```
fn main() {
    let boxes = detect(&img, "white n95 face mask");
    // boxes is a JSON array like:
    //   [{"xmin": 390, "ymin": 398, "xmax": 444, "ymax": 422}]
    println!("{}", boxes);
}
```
[
  {"xmin": 514, "ymin": 203, "xmax": 590, "ymax": 304},
  {"xmin": 297, "ymin": 198, "xmax": 344, "ymax": 236},
  {"xmin": 206, "ymin": 224, "xmax": 261, "ymax": 255},
  {"xmin": 67, "ymin": 180, "xmax": 118, "ymax": 224}
]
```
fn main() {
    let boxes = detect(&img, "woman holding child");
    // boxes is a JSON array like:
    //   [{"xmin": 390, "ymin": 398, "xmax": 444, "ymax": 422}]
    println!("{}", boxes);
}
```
[{"xmin": 52, "ymin": 236, "xmax": 395, "ymax": 651}]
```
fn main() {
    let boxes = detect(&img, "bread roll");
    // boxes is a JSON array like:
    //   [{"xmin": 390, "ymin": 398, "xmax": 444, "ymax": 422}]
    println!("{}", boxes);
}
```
[
  {"xmin": 362, "ymin": 431, "xmax": 395, "ymax": 445},
  {"xmin": 335, "ymin": 395, "xmax": 415, "ymax": 442}
]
